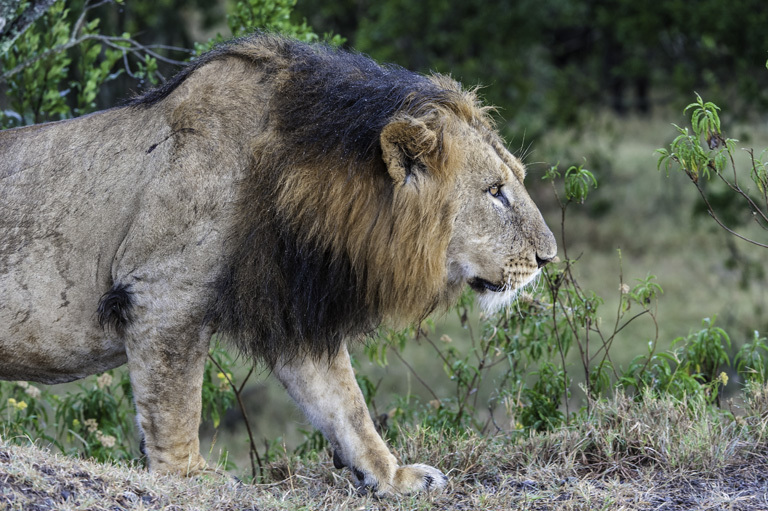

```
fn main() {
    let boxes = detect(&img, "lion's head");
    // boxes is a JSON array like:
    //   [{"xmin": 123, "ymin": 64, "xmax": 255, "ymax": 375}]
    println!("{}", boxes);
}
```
[
  {"xmin": 199, "ymin": 36, "xmax": 556, "ymax": 363},
  {"xmin": 374, "ymin": 80, "xmax": 557, "ymax": 318},
  {"xmin": 378, "ymin": 76, "xmax": 557, "ymax": 318}
]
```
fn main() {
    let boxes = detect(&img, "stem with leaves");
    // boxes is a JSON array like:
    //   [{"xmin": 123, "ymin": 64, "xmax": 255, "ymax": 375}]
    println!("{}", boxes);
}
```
[
  {"xmin": 206, "ymin": 354, "xmax": 264, "ymax": 482},
  {"xmin": 657, "ymin": 93, "xmax": 768, "ymax": 249}
]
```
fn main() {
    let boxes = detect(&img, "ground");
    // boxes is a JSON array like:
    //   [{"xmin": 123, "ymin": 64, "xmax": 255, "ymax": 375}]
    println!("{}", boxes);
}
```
[{"xmin": 2, "ymin": 434, "xmax": 767, "ymax": 510}]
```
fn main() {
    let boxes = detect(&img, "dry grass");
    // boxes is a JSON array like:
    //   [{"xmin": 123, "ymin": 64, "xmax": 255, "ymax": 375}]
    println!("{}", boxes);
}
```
[{"xmin": 3, "ymin": 389, "xmax": 768, "ymax": 510}]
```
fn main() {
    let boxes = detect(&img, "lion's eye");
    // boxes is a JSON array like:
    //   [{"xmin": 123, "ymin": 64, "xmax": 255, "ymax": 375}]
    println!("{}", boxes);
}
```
[{"xmin": 488, "ymin": 183, "xmax": 511, "ymax": 207}]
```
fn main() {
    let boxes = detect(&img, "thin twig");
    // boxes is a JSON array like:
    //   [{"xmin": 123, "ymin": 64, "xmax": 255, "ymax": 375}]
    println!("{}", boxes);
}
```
[
  {"xmin": 99, "ymin": 35, "xmax": 191, "ymax": 64},
  {"xmin": 206, "ymin": 354, "xmax": 262, "ymax": 482},
  {"xmin": 421, "ymin": 333, "xmax": 459, "ymax": 375},
  {"xmin": 693, "ymin": 181, "xmax": 768, "ymax": 248},
  {"xmin": 546, "ymin": 269, "xmax": 572, "ymax": 420},
  {"xmin": 747, "ymin": 148, "xmax": 768, "ymax": 215},
  {"xmin": 390, "ymin": 348, "xmax": 441, "ymax": 403},
  {"xmin": 1, "ymin": 33, "xmax": 189, "ymax": 84},
  {"xmin": 712, "ymin": 158, "xmax": 768, "ymax": 226},
  {"xmin": 238, "ymin": 366, "xmax": 255, "ymax": 394},
  {"xmin": 634, "ymin": 312, "xmax": 661, "ymax": 379},
  {"xmin": 72, "ymin": 0, "xmax": 112, "ymax": 38},
  {"xmin": 459, "ymin": 326, "xmax": 495, "ymax": 425}
]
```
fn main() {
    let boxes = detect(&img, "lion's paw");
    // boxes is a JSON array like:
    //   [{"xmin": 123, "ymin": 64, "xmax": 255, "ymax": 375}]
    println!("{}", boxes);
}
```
[
  {"xmin": 338, "ymin": 453, "xmax": 447, "ymax": 495},
  {"xmin": 384, "ymin": 463, "xmax": 448, "ymax": 495}
]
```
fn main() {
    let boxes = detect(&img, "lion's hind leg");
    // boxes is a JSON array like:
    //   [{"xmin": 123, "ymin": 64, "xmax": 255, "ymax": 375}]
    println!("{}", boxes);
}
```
[
  {"xmin": 119, "ymin": 289, "xmax": 211, "ymax": 476},
  {"xmin": 275, "ymin": 344, "xmax": 447, "ymax": 495}
]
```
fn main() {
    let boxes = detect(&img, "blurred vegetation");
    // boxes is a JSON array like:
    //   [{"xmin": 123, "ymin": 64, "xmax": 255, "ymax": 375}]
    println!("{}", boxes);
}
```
[
  {"xmin": 3, "ymin": 0, "xmax": 768, "ymax": 132},
  {"xmin": 296, "ymin": 0, "xmax": 768, "ymax": 136}
]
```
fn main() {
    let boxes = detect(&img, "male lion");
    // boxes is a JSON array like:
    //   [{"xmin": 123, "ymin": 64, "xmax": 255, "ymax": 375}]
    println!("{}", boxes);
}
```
[{"xmin": 0, "ymin": 34, "xmax": 556, "ymax": 495}]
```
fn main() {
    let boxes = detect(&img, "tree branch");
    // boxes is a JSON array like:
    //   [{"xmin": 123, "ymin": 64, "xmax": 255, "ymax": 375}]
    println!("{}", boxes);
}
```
[
  {"xmin": 0, "ymin": 0, "xmax": 58, "ymax": 57},
  {"xmin": 0, "ymin": 32, "xmax": 191, "ymax": 85},
  {"xmin": 0, "ymin": 0, "xmax": 192, "ymax": 86},
  {"xmin": 693, "ymin": 181, "xmax": 768, "ymax": 249},
  {"xmin": 711, "ymin": 160, "xmax": 768, "ymax": 226}
]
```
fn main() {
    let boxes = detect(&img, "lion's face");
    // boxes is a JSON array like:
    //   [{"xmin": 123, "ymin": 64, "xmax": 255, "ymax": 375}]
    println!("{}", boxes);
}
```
[
  {"xmin": 444, "ymin": 123, "xmax": 557, "ymax": 312},
  {"xmin": 379, "ymin": 110, "xmax": 556, "ymax": 317}
]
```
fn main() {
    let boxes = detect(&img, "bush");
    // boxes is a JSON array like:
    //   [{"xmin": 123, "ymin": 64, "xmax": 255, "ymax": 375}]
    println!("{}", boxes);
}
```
[{"xmin": 657, "ymin": 91, "xmax": 768, "ymax": 250}]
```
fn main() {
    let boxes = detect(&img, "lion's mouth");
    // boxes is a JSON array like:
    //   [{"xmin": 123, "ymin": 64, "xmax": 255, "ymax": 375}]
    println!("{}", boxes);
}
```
[{"xmin": 468, "ymin": 278, "xmax": 504, "ymax": 293}]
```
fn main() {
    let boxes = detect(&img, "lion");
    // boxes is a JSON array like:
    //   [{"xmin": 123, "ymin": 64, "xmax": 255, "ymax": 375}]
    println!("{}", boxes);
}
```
[{"xmin": 0, "ymin": 34, "xmax": 556, "ymax": 495}]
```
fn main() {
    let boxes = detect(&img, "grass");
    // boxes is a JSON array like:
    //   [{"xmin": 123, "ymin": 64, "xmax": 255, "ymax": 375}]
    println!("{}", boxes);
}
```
[{"xmin": 3, "ymin": 388, "xmax": 768, "ymax": 509}]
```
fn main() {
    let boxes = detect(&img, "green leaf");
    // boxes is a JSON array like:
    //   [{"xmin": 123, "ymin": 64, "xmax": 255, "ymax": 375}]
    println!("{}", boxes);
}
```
[{"xmin": 563, "ymin": 165, "xmax": 597, "ymax": 203}]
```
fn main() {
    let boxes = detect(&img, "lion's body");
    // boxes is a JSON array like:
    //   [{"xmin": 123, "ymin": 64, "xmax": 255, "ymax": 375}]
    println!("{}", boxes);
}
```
[
  {"xmin": 0, "ymin": 35, "xmax": 556, "ymax": 494},
  {"xmin": 1, "ymin": 58, "xmax": 259, "ymax": 383}
]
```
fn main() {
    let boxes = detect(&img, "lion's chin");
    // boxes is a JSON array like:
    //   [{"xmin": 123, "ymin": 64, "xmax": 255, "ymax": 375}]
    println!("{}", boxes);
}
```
[
  {"xmin": 475, "ymin": 286, "xmax": 520, "ymax": 313},
  {"xmin": 470, "ymin": 271, "xmax": 540, "ymax": 313}
]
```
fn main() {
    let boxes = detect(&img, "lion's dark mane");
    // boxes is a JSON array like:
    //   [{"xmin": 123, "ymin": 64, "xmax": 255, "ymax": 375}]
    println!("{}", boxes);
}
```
[
  {"xmin": 269, "ymin": 40, "xmax": 453, "ymax": 165},
  {"xmin": 131, "ymin": 34, "xmax": 475, "ymax": 366}
]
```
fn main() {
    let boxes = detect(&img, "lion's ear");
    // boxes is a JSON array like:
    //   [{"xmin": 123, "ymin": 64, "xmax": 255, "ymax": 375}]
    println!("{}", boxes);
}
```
[{"xmin": 380, "ymin": 116, "xmax": 438, "ymax": 186}]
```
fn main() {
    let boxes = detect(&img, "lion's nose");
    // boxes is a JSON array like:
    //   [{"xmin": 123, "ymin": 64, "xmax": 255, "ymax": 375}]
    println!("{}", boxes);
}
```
[{"xmin": 535, "ymin": 254, "xmax": 554, "ymax": 268}]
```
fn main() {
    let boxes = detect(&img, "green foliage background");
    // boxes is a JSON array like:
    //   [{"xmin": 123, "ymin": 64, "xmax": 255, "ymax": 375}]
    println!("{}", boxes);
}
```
[
  {"xmin": 296, "ymin": 0, "xmax": 768, "ymax": 134},
  {"xmin": 4, "ymin": 0, "xmax": 768, "ymax": 130}
]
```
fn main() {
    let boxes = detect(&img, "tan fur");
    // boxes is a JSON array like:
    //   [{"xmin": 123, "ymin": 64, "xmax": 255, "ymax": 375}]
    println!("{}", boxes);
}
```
[{"xmin": 0, "ymin": 35, "xmax": 556, "ymax": 495}]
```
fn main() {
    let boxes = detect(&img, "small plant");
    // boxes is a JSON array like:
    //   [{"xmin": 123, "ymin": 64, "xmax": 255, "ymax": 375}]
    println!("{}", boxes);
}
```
[
  {"xmin": 55, "ymin": 371, "xmax": 136, "ymax": 462},
  {"xmin": 657, "ymin": 92, "xmax": 768, "ymax": 249},
  {"xmin": 620, "ymin": 318, "xmax": 735, "ymax": 407},
  {"xmin": 735, "ymin": 331, "xmax": 768, "ymax": 384},
  {"xmin": 1, "ymin": 381, "xmax": 52, "ymax": 445}
]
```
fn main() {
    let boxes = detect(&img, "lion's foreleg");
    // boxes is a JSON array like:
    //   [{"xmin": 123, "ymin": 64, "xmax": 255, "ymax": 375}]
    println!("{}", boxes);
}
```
[
  {"xmin": 124, "ymin": 325, "xmax": 210, "ymax": 475},
  {"xmin": 274, "ymin": 344, "xmax": 447, "ymax": 495}
]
